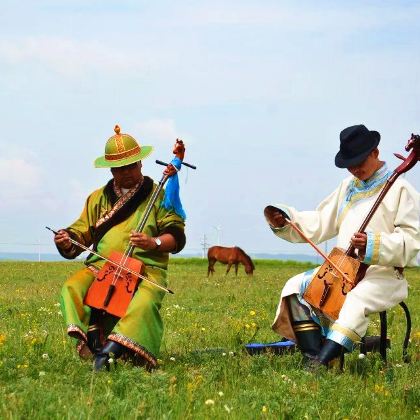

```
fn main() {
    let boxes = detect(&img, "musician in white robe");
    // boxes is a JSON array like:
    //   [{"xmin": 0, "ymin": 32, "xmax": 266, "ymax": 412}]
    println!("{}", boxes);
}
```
[{"xmin": 264, "ymin": 124, "xmax": 420, "ymax": 367}]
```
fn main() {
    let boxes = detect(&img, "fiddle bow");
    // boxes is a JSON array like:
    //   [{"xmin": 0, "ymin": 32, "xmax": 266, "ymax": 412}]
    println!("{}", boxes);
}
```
[{"xmin": 46, "ymin": 226, "xmax": 174, "ymax": 295}]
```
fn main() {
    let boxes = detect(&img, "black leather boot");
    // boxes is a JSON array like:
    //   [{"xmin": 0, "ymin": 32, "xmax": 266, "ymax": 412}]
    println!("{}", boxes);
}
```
[
  {"xmin": 87, "ymin": 325, "xmax": 102, "ymax": 355},
  {"xmin": 293, "ymin": 320, "xmax": 322, "ymax": 358},
  {"xmin": 94, "ymin": 341, "xmax": 126, "ymax": 372},
  {"xmin": 87, "ymin": 309, "xmax": 103, "ymax": 355},
  {"xmin": 317, "ymin": 339, "xmax": 344, "ymax": 366}
]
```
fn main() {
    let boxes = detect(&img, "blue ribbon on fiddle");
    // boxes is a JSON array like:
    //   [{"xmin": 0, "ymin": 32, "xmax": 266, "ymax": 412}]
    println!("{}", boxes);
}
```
[{"xmin": 161, "ymin": 157, "xmax": 186, "ymax": 220}]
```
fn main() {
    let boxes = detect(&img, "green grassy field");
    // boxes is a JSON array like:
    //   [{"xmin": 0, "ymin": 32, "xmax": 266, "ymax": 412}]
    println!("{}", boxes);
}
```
[{"xmin": 0, "ymin": 259, "xmax": 419, "ymax": 419}]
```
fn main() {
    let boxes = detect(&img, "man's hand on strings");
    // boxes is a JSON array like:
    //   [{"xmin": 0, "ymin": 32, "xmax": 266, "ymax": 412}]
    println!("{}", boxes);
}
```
[
  {"xmin": 351, "ymin": 232, "xmax": 367, "ymax": 258},
  {"xmin": 130, "ymin": 232, "xmax": 157, "ymax": 250},
  {"xmin": 54, "ymin": 230, "xmax": 73, "ymax": 251},
  {"xmin": 264, "ymin": 206, "xmax": 287, "ymax": 228}
]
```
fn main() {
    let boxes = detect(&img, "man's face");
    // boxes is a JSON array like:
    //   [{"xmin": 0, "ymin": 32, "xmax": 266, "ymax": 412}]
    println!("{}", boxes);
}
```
[
  {"xmin": 111, "ymin": 162, "xmax": 142, "ymax": 189},
  {"xmin": 347, "ymin": 149, "xmax": 380, "ymax": 181}
]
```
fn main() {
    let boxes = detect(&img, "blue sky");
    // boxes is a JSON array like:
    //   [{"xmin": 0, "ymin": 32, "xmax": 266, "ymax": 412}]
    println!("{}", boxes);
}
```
[{"xmin": 1, "ymin": 1, "xmax": 419, "ymax": 257}]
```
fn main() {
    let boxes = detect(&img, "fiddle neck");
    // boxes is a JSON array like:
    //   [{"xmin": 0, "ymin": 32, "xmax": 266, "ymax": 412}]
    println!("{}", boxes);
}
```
[
  {"xmin": 344, "ymin": 170, "xmax": 399, "ymax": 257},
  {"xmin": 342, "ymin": 133, "xmax": 420, "ymax": 257},
  {"xmin": 124, "ymin": 139, "xmax": 186, "ymax": 258},
  {"xmin": 125, "ymin": 173, "xmax": 170, "ymax": 257}
]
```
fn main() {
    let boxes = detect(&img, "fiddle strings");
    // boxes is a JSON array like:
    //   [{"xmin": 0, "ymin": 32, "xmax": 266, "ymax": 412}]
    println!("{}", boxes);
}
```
[
  {"xmin": 109, "ymin": 139, "xmax": 186, "ymax": 289},
  {"xmin": 109, "ymin": 180, "xmax": 146, "ymax": 286},
  {"xmin": 129, "ymin": 175, "xmax": 169, "ymax": 252},
  {"xmin": 327, "ymin": 236, "xmax": 361, "ymax": 285},
  {"xmin": 331, "ymin": 252, "xmax": 353, "ymax": 286},
  {"xmin": 110, "ymin": 174, "xmax": 170, "ymax": 287}
]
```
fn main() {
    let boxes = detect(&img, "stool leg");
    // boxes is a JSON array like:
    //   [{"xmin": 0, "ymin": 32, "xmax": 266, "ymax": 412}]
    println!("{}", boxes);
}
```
[
  {"xmin": 399, "ymin": 302, "xmax": 411, "ymax": 363},
  {"xmin": 360, "ymin": 336, "xmax": 366, "ymax": 356},
  {"xmin": 339, "ymin": 348, "xmax": 345, "ymax": 371},
  {"xmin": 379, "ymin": 311, "xmax": 387, "ymax": 363}
]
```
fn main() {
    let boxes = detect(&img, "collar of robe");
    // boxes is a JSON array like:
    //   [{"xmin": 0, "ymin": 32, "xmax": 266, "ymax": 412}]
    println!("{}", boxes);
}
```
[
  {"xmin": 337, "ymin": 163, "xmax": 392, "ymax": 222},
  {"xmin": 346, "ymin": 163, "xmax": 391, "ymax": 202}
]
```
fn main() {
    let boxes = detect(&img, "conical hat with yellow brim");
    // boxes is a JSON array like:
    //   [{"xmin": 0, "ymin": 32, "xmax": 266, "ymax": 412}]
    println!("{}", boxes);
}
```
[{"xmin": 94, "ymin": 125, "xmax": 153, "ymax": 168}]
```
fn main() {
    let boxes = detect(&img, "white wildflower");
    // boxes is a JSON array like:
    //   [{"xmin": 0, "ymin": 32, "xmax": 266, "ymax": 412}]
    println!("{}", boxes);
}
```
[
  {"xmin": 224, "ymin": 404, "xmax": 232, "ymax": 413},
  {"xmin": 205, "ymin": 399, "xmax": 215, "ymax": 405}
]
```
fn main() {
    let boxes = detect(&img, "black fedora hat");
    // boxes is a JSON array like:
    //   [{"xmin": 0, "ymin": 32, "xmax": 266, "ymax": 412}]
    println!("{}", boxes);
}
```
[{"xmin": 335, "ymin": 124, "xmax": 380, "ymax": 168}]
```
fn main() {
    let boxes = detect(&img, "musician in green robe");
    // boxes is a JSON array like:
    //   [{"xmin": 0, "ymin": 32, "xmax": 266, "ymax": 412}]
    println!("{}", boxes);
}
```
[{"xmin": 54, "ymin": 125, "xmax": 186, "ymax": 370}]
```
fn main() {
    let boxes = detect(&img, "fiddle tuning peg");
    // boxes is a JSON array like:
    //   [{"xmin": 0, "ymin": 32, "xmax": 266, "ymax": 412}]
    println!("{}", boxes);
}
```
[{"xmin": 155, "ymin": 159, "xmax": 197, "ymax": 170}]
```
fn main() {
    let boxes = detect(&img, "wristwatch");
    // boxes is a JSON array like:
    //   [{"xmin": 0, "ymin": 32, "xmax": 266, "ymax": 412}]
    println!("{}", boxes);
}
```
[{"xmin": 153, "ymin": 237, "xmax": 162, "ymax": 249}]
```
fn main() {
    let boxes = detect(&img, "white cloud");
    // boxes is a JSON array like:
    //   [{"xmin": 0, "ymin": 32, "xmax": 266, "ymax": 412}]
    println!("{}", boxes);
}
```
[
  {"xmin": 133, "ymin": 118, "xmax": 194, "ymax": 147},
  {"xmin": 0, "ymin": 156, "xmax": 93, "ymax": 217},
  {"xmin": 0, "ymin": 153, "xmax": 51, "ymax": 210},
  {"xmin": 133, "ymin": 119, "xmax": 179, "ymax": 143},
  {"xmin": 180, "ymin": 3, "xmax": 420, "ymax": 31},
  {"xmin": 0, "ymin": 158, "xmax": 41, "ymax": 192},
  {"xmin": 0, "ymin": 37, "xmax": 153, "ymax": 78},
  {"xmin": 68, "ymin": 178, "xmax": 91, "ymax": 205}
]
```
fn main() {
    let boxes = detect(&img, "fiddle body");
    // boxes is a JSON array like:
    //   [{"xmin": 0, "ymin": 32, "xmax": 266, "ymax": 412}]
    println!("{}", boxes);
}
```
[
  {"xmin": 84, "ymin": 250, "xmax": 144, "ymax": 318},
  {"xmin": 303, "ymin": 247, "xmax": 364, "ymax": 320}
]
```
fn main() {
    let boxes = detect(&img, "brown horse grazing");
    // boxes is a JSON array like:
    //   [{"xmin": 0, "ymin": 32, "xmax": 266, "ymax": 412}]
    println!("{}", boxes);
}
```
[{"xmin": 207, "ymin": 246, "xmax": 255, "ymax": 276}]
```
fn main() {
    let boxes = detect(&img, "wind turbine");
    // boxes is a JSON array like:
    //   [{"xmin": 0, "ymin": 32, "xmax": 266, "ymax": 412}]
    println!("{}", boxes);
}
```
[{"xmin": 212, "ymin": 225, "xmax": 222, "ymax": 245}]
